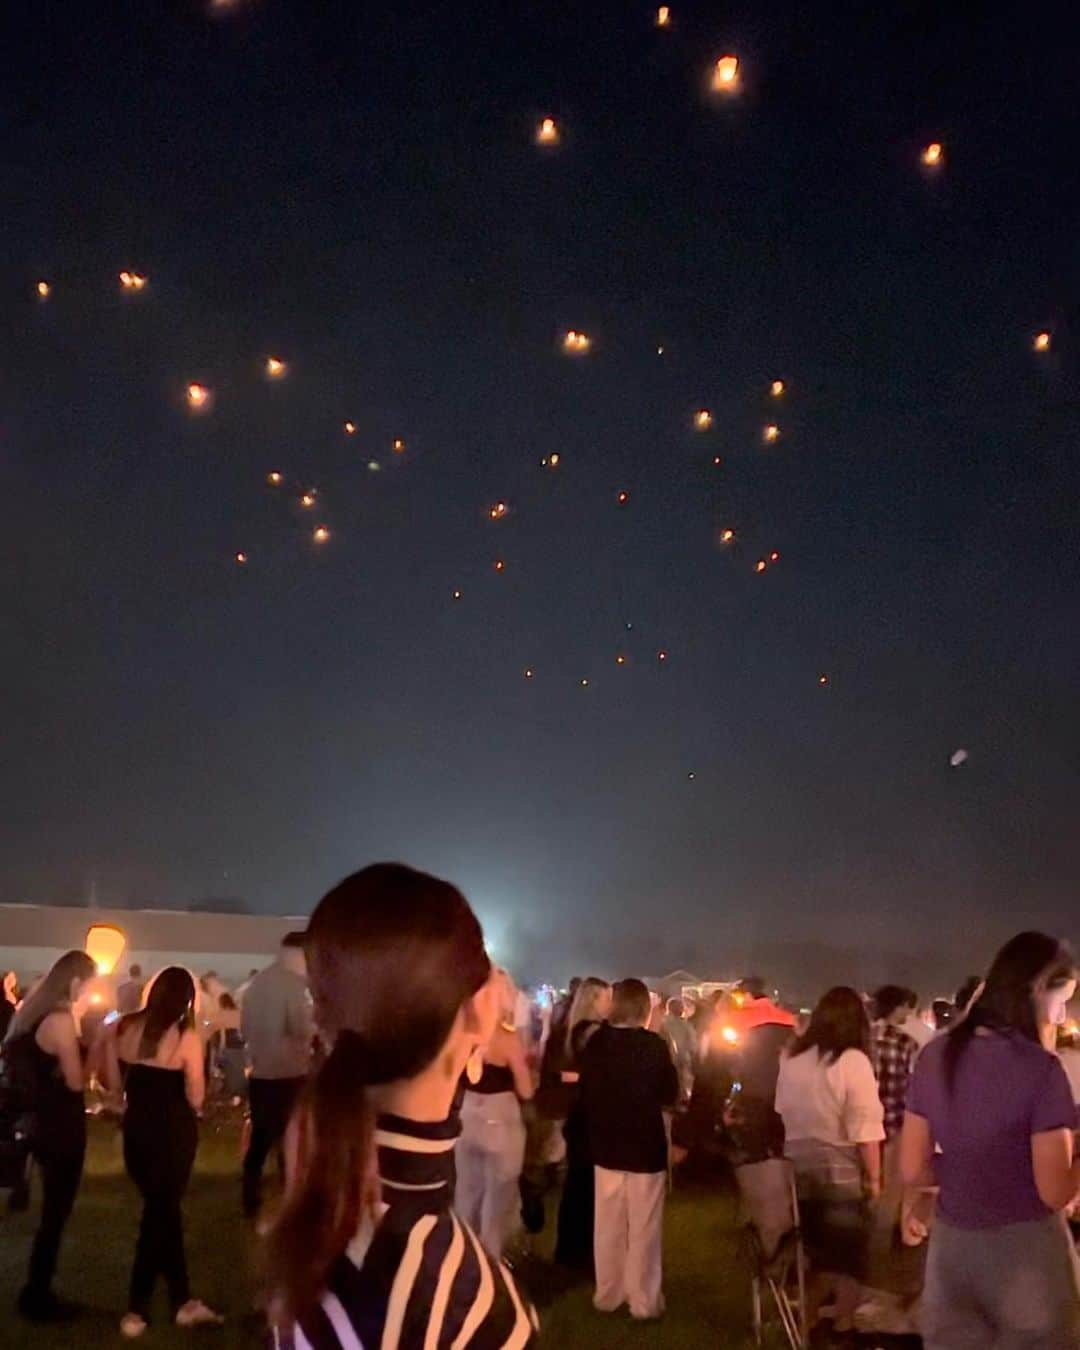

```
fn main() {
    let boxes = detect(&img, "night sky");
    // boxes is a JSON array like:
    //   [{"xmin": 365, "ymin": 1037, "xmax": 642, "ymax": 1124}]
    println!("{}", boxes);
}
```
[{"xmin": 3, "ymin": 1, "xmax": 1078, "ymax": 992}]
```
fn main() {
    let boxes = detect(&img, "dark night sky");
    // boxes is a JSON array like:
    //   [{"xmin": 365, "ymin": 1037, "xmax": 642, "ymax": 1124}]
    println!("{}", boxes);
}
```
[{"xmin": 2, "ymin": 0, "xmax": 1078, "ymax": 991}]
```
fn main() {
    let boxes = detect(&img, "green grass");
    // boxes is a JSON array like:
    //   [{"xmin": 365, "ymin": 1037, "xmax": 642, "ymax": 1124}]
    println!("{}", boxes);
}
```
[{"xmin": 0, "ymin": 1118, "xmax": 774, "ymax": 1348}]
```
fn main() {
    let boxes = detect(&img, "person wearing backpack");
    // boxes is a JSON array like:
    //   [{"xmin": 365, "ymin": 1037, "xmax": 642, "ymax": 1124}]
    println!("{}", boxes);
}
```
[{"xmin": 3, "ymin": 949, "xmax": 95, "ymax": 1323}]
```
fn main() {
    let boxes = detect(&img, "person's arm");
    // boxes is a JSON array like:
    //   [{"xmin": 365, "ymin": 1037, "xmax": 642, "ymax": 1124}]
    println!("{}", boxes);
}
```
[
  {"xmin": 181, "ymin": 1030, "xmax": 206, "ymax": 1112},
  {"xmin": 844, "ymin": 1052, "xmax": 885, "ymax": 1196},
  {"xmin": 38, "ymin": 1011, "xmax": 84, "ymax": 1092},
  {"xmin": 503, "ymin": 1029, "xmax": 535, "ymax": 1101},
  {"xmin": 100, "ymin": 1024, "xmax": 123, "ymax": 1096},
  {"xmin": 899, "ymin": 1110, "xmax": 934, "ymax": 1187},
  {"xmin": 1031, "ymin": 1128, "xmax": 1079, "ymax": 1212}
]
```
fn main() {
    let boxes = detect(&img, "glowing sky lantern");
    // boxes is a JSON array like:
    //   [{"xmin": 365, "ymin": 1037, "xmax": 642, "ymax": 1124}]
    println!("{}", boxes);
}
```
[
  {"xmin": 712, "ymin": 55, "xmax": 740, "ymax": 91},
  {"xmin": 770, "ymin": 379, "xmax": 785, "ymax": 397},
  {"xmin": 1033, "ymin": 331, "xmax": 1051, "ymax": 352},
  {"xmin": 712, "ymin": 455, "xmax": 722, "ymax": 466},
  {"xmin": 656, "ymin": 6, "xmax": 671, "ymax": 26},
  {"xmin": 265, "ymin": 356, "xmax": 287, "ymax": 379},
  {"xmin": 85, "ymin": 924, "xmax": 126, "ymax": 976},
  {"xmin": 493, "ymin": 559, "xmax": 505, "ymax": 572},
  {"xmin": 541, "ymin": 452, "xmax": 561, "ymax": 468},
  {"xmin": 694, "ymin": 409, "xmax": 713, "ymax": 431},
  {"xmin": 367, "ymin": 460, "xmax": 381, "ymax": 472},
  {"xmin": 657, "ymin": 649, "xmax": 668, "ymax": 663},
  {"xmin": 763, "ymin": 423, "xmax": 780, "ymax": 443},
  {"xmin": 489, "ymin": 501, "xmax": 509, "ymax": 521},
  {"xmin": 949, "ymin": 748, "xmax": 968, "ymax": 767},
  {"xmin": 524, "ymin": 668, "xmax": 535, "ymax": 680},
  {"xmin": 615, "ymin": 654, "xmax": 627, "ymax": 665},
  {"xmin": 818, "ymin": 673, "xmax": 830, "ymax": 686},
  {"xmin": 617, "ymin": 490, "xmax": 630, "ymax": 505},
  {"xmin": 266, "ymin": 471, "xmax": 283, "ymax": 486},
  {"xmin": 562, "ymin": 330, "xmax": 591, "ymax": 354},
  {"xmin": 393, "ymin": 438, "xmax": 406, "ymax": 453},
  {"xmin": 769, "ymin": 550, "xmax": 780, "ymax": 562},
  {"xmin": 452, "ymin": 589, "xmax": 462, "ymax": 601},
  {"xmin": 300, "ymin": 490, "xmax": 317, "ymax": 508},
  {"xmin": 755, "ymin": 558, "xmax": 767, "ymax": 573},
  {"xmin": 312, "ymin": 525, "xmax": 331, "ymax": 544},
  {"xmin": 719, "ymin": 528, "xmax": 735, "ymax": 543},
  {"xmin": 922, "ymin": 141, "xmax": 944, "ymax": 167},
  {"xmin": 580, "ymin": 677, "xmax": 590, "ymax": 688},
  {"xmin": 36, "ymin": 280, "xmax": 51, "ymax": 299},
  {"xmin": 536, "ymin": 117, "xmax": 560, "ymax": 146},
  {"xmin": 119, "ymin": 270, "xmax": 149, "ymax": 291},
  {"xmin": 186, "ymin": 382, "xmax": 211, "ymax": 411},
  {"xmin": 235, "ymin": 551, "xmax": 249, "ymax": 565},
  {"xmin": 344, "ymin": 420, "xmax": 357, "ymax": 434}
]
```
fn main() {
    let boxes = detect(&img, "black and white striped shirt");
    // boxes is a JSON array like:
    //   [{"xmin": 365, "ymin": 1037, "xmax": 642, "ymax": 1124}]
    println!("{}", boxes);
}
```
[{"xmin": 275, "ymin": 1113, "xmax": 538, "ymax": 1349}]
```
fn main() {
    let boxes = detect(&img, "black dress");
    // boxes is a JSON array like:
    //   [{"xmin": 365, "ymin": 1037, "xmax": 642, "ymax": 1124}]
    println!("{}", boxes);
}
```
[
  {"xmin": 121, "ymin": 1060, "xmax": 198, "ymax": 1319},
  {"xmin": 554, "ymin": 1019, "xmax": 602, "ymax": 1270}
]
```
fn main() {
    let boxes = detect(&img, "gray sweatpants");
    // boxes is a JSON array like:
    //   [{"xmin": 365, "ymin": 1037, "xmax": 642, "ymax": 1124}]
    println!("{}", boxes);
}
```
[{"xmin": 922, "ymin": 1214, "xmax": 1080, "ymax": 1350}]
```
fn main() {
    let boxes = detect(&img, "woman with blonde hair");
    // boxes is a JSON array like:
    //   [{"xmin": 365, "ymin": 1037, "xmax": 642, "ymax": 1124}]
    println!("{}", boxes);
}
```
[{"xmin": 456, "ymin": 970, "xmax": 534, "ymax": 1256}]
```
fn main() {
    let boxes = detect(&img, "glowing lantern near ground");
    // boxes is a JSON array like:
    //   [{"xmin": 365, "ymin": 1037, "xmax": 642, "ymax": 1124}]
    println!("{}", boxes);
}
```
[
  {"xmin": 265, "ymin": 356, "xmax": 287, "ymax": 379},
  {"xmin": 235, "ymin": 551, "xmax": 248, "ymax": 565},
  {"xmin": 312, "ymin": 525, "xmax": 331, "ymax": 544},
  {"xmin": 119, "ymin": 271, "xmax": 148, "ymax": 291},
  {"xmin": 922, "ymin": 142, "xmax": 943, "ymax": 167},
  {"xmin": 694, "ymin": 409, "xmax": 713, "ymax": 431},
  {"xmin": 344, "ymin": 421, "xmax": 357, "ymax": 434},
  {"xmin": 267, "ymin": 471, "xmax": 283, "ymax": 486},
  {"xmin": 712, "ymin": 55, "xmax": 740, "ymax": 90},
  {"xmin": 1033, "ymin": 331, "xmax": 1051, "ymax": 352},
  {"xmin": 755, "ymin": 559, "xmax": 767, "ymax": 573},
  {"xmin": 562, "ymin": 330, "xmax": 591, "ymax": 354},
  {"xmin": 36, "ymin": 280, "xmax": 51, "ymax": 299},
  {"xmin": 300, "ymin": 491, "xmax": 317, "ymax": 509},
  {"xmin": 85, "ymin": 924, "xmax": 126, "ymax": 977},
  {"xmin": 536, "ymin": 118, "xmax": 560, "ymax": 146},
  {"xmin": 770, "ymin": 379, "xmax": 785, "ymax": 397},
  {"xmin": 186, "ymin": 382, "xmax": 211, "ymax": 411},
  {"xmin": 489, "ymin": 501, "xmax": 509, "ymax": 521},
  {"xmin": 656, "ymin": 6, "xmax": 671, "ymax": 26},
  {"xmin": 763, "ymin": 424, "xmax": 780, "ymax": 443}
]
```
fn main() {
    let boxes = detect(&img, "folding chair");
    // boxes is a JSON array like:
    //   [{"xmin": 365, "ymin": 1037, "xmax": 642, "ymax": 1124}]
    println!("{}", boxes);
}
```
[{"xmin": 734, "ymin": 1157, "xmax": 808, "ymax": 1349}]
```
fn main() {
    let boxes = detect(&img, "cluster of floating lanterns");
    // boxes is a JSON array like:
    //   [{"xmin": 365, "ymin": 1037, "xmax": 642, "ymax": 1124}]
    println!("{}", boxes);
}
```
[
  {"xmin": 119, "ymin": 271, "xmax": 149, "ymax": 291},
  {"xmin": 562, "ymin": 329, "xmax": 591, "ymax": 355}
]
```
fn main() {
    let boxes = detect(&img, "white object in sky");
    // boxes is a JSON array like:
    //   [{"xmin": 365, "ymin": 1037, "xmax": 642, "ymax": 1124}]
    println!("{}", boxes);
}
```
[{"xmin": 949, "ymin": 748, "xmax": 969, "ymax": 767}]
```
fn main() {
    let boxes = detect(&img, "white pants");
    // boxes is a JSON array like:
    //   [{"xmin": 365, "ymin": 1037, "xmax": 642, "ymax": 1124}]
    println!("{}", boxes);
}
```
[
  {"xmin": 456, "ymin": 1092, "xmax": 526, "ymax": 1257},
  {"xmin": 593, "ymin": 1166, "xmax": 666, "ymax": 1319}
]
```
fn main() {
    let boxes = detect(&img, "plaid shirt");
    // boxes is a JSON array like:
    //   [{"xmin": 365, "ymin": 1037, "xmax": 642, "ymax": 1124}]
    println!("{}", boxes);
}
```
[{"xmin": 870, "ymin": 1023, "xmax": 917, "ymax": 1138}]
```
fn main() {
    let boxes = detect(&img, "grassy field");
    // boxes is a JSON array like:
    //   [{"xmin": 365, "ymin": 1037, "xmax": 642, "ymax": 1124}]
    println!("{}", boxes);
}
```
[{"xmin": 0, "ymin": 1116, "xmax": 778, "ymax": 1349}]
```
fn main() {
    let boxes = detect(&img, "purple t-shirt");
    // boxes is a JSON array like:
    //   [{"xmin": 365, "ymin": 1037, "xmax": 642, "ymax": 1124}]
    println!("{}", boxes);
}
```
[{"xmin": 907, "ymin": 1031, "xmax": 1077, "ymax": 1229}]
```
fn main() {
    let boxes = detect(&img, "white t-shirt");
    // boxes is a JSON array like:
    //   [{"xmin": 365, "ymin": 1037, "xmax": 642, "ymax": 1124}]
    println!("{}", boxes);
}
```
[{"xmin": 775, "ymin": 1046, "xmax": 885, "ymax": 1148}]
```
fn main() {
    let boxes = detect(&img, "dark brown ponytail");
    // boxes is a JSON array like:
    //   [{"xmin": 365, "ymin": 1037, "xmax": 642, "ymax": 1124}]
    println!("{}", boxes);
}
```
[{"xmin": 263, "ymin": 863, "xmax": 491, "ymax": 1323}]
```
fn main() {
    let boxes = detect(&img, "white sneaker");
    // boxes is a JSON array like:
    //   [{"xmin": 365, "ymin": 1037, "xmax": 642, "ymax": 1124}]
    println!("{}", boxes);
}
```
[
  {"xmin": 175, "ymin": 1300, "xmax": 224, "ymax": 1329},
  {"xmin": 120, "ymin": 1313, "xmax": 148, "ymax": 1338}
]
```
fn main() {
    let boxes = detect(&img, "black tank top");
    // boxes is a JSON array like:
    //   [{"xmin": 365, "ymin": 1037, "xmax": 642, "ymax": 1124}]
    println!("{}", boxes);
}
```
[
  {"xmin": 19, "ymin": 1019, "xmax": 85, "ymax": 1154},
  {"xmin": 468, "ymin": 1061, "xmax": 515, "ymax": 1095}
]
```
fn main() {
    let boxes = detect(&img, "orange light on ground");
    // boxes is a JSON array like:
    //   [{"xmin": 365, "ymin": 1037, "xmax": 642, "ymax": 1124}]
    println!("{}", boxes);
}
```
[
  {"xmin": 234, "ymin": 551, "xmax": 248, "ymax": 565},
  {"xmin": 1033, "ymin": 331, "xmax": 1051, "ymax": 352},
  {"xmin": 694, "ymin": 409, "xmax": 713, "ymax": 431},
  {"xmin": 763, "ymin": 423, "xmax": 780, "ymax": 443},
  {"xmin": 536, "ymin": 117, "xmax": 560, "ymax": 146},
  {"xmin": 755, "ymin": 559, "xmax": 767, "ymax": 573},
  {"xmin": 712, "ymin": 55, "xmax": 740, "ymax": 90},
  {"xmin": 267, "ymin": 471, "xmax": 283, "ymax": 486},
  {"xmin": 36, "ymin": 280, "xmax": 51, "ymax": 299},
  {"xmin": 119, "ymin": 271, "xmax": 148, "ymax": 291},
  {"xmin": 770, "ymin": 379, "xmax": 785, "ymax": 397},
  {"xmin": 562, "ymin": 330, "xmax": 591, "ymax": 354},
  {"xmin": 300, "ymin": 491, "xmax": 317, "ymax": 508},
  {"xmin": 265, "ymin": 356, "xmax": 287, "ymax": 379},
  {"xmin": 344, "ymin": 421, "xmax": 357, "ymax": 434},
  {"xmin": 85, "ymin": 924, "xmax": 126, "ymax": 977},
  {"xmin": 312, "ymin": 526, "xmax": 331, "ymax": 544},
  {"xmin": 656, "ymin": 6, "xmax": 671, "ymax": 26},
  {"xmin": 922, "ymin": 142, "xmax": 943, "ymax": 167},
  {"xmin": 186, "ymin": 382, "xmax": 211, "ymax": 411}
]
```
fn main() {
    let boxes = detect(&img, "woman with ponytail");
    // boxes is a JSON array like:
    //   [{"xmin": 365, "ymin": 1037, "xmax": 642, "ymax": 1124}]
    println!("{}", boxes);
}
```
[
  {"xmin": 901, "ymin": 931, "xmax": 1080, "ymax": 1348},
  {"xmin": 104, "ymin": 967, "xmax": 222, "ymax": 1337},
  {"xmin": 264, "ymin": 862, "xmax": 538, "ymax": 1348}
]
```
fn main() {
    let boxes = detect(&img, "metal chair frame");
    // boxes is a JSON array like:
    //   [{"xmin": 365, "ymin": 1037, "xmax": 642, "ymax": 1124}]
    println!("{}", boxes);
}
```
[{"xmin": 736, "ymin": 1160, "xmax": 809, "ymax": 1350}]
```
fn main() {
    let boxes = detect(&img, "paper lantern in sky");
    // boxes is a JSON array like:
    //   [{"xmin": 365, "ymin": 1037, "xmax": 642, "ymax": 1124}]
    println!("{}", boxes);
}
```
[
  {"xmin": 763, "ymin": 423, "xmax": 780, "ymax": 443},
  {"xmin": 344, "ymin": 421, "xmax": 357, "ymax": 434},
  {"xmin": 300, "ymin": 491, "xmax": 317, "ymax": 508},
  {"xmin": 85, "ymin": 924, "xmax": 126, "ymax": 976},
  {"xmin": 922, "ymin": 142, "xmax": 944, "ymax": 167},
  {"xmin": 1033, "ymin": 331, "xmax": 1051, "ymax": 352},
  {"xmin": 393, "ymin": 438, "xmax": 406, "ymax": 453},
  {"xmin": 656, "ymin": 6, "xmax": 671, "ymax": 27},
  {"xmin": 119, "ymin": 271, "xmax": 148, "ymax": 291},
  {"xmin": 562, "ymin": 330, "xmax": 591, "ymax": 354},
  {"xmin": 234, "ymin": 551, "xmax": 248, "ymax": 565},
  {"xmin": 36, "ymin": 280, "xmax": 51, "ymax": 299},
  {"xmin": 265, "ymin": 356, "xmax": 287, "ymax": 379},
  {"xmin": 617, "ymin": 490, "xmax": 630, "ymax": 505},
  {"xmin": 489, "ymin": 501, "xmax": 509, "ymax": 521},
  {"xmin": 493, "ymin": 559, "xmax": 505, "ymax": 573},
  {"xmin": 266, "ymin": 471, "xmax": 283, "ymax": 486},
  {"xmin": 712, "ymin": 55, "xmax": 740, "ymax": 91},
  {"xmin": 949, "ymin": 748, "xmax": 968, "ymax": 767},
  {"xmin": 536, "ymin": 118, "xmax": 560, "ymax": 146},
  {"xmin": 719, "ymin": 528, "xmax": 735, "ymax": 543},
  {"xmin": 770, "ymin": 379, "xmax": 785, "ymax": 397},
  {"xmin": 186, "ymin": 382, "xmax": 211, "ymax": 412},
  {"xmin": 312, "ymin": 525, "xmax": 331, "ymax": 544},
  {"xmin": 694, "ymin": 409, "xmax": 713, "ymax": 431},
  {"xmin": 755, "ymin": 559, "xmax": 767, "ymax": 573}
]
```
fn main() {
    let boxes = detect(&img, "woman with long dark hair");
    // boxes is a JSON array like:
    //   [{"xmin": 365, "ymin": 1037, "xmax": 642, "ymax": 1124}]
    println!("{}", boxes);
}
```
[
  {"xmin": 263, "ymin": 863, "xmax": 537, "ymax": 1347},
  {"xmin": 774, "ymin": 986, "xmax": 884, "ymax": 1338},
  {"xmin": 103, "ymin": 967, "xmax": 222, "ymax": 1337},
  {"xmin": 4, "ymin": 948, "xmax": 96, "ymax": 1322},
  {"xmin": 901, "ymin": 932, "xmax": 1080, "ymax": 1348}
]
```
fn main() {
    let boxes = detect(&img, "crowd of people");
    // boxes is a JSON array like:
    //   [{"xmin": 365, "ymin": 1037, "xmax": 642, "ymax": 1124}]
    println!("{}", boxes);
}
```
[{"xmin": 0, "ymin": 863, "xmax": 1078, "ymax": 1348}]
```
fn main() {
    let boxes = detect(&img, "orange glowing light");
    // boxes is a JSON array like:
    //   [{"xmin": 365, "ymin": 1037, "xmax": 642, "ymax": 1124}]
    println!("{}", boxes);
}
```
[
  {"xmin": 119, "ymin": 271, "xmax": 148, "ymax": 291},
  {"xmin": 562, "ymin": 330, "xmax": 591, "ymax": 354},
  {"xmin": 712, "ymin": 55, "xmax": 740, "ymax": 90},
  {"xmin": 265, "ymin": 356, "xmax": 287, "ymax": 379},
  {"xmin": 536, "ymin": 117, "xmax": 560, "ymax": 146},
  {"xmin": 494, "ymin": 559, "xmax": 505, "ymax": 572},
  {"xmin": 312, "ymin": 525, "xmax": 331, "ymax": 544},
  {"xmin": 712, "ymin": 455, "xmax": 723, "ymax": 466},
  {"xmin": 657, "ymin": 650, "xmax": 668, "ymax": 663},
  {"xmin": 617, "ymin": 490, "xmax": 630, "ymax": 505},
  {"xmin": 489, "ymin": 501, "xmax": 509, "ymax": 521},
  {"xmin": 922, "ymin": 141, "xmax": 943, "ymax": 167},
  {"xmin": 615, "ymin": 654, "xmax": 627, "ymax": 666},
  {"xmin": 656, "ymin": 6, "xmax": 671, "ymax": 26},
  {"xmin": 36, "ymin": 280, "xmax": 51, "ymax": 299},
  {"xmin": 235, "ymin": 551, "xmax": 249, "ymax": 565},
  {"xmin": 452, "ymin": 589, "xmax": 462, "ymax": 600},
  {"xmin": 719, "ymin": 528, "xmax": 735, "ymax": 543},
  {"xmin": 186, "ymin": 382, "xmax": 211, "ymax": 411},
  {"xmin": 770, "ymin": 550, "xmax": 780, "ymax": 562},
  {"xmin": 720, "ymin": 1025, "xmax": 739, "ymax": 1046},
  {"xmin": 770, "ymin": 379, "xmax": 785, "ymax": 397},
  {"xmin": 694, "ymin": 409, "xmax": 713, "ymax": 431},
  {"xmin": 763, "ymin": 423, "xmax": 780, "ymax": 443},
  {"xmin": 524, "ymin": 668, "xmax": 534, "ymax": 680},
  {"xmin": 755, "ymin": 559, "xmax": 767, "ymax": 573},
  {"xmin": 86, "ymin": 924, "xmax": 126, "ymax": 977},
  {"xmin": 393, "ymin": 438, "xmax": 406, "ymax": 453},
  {"xmin": 300, "ymin": 491, "xmax": 317, "ymax": 509},
  {"xmin": 542, "ymin": 452, "xmax": 562, "ymax": 468},
  {"xmin": 818, "ymin": 674, "xmax": 829, "ymax": 686},
  {"xmin": 267, "ymin": 471, "xmax": 283, "ymax": 486},
  {"xmin": 1033, "ymin": 331, "xmax": 1051, "ymax": 352},
  {"xmin": 580, "ymin": 678, "xmax": 590, "ymax": 688},
  {"xmin": 344, "ymin": 421, "xmax": 357, "ymax": 434}
]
